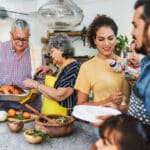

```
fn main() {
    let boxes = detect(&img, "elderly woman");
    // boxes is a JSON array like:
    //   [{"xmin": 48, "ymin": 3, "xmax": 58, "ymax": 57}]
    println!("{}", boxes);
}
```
[
  {"xmin": 75, "ymin": 15, "xmax": 130, "ymax": 110},
  {"xmin": 23, "ymin": 33, "xmax": 80, "ymax": 115}
]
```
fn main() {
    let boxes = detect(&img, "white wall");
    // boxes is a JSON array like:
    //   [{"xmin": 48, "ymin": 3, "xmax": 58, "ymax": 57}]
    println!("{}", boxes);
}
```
[{"xmin": 0, "ymin": 0, "xmax": 136, "ymax": 56}]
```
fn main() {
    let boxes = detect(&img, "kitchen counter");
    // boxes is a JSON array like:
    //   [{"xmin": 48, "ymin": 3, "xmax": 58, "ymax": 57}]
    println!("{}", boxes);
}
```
[{"xmin": 0, "ymin": 120, "xmax": 99, "ymax": 150}]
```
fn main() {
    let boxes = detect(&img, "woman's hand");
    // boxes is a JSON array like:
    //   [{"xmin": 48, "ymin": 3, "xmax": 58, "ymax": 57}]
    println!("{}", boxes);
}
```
[
  {"xmin": 101, "ymin": 102, "xmax": 120, "ymax": 110},
  {"xmin": 36, "ymin": 65, "xmax": 52, "ymax": 75},
  {"xmin": 128, "ymin": 80, "xmax": 136, "ymax": 86},
  {"xmin": 109, "ymin": 90, "xmax": 123, "ymax": 105},
  {"xmin": 91, "ymin": 102, "xmax": 120, "ymax": 127},
  {"xmin": 23, "ymin": 78, "xmax": 39, "ymax": 89}
]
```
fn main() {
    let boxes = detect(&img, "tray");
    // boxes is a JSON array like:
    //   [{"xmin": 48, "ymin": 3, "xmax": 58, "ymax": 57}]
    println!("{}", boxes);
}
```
[{"xmin": 0, "ymin": 90, "xmax": 29, "ymax": 102}]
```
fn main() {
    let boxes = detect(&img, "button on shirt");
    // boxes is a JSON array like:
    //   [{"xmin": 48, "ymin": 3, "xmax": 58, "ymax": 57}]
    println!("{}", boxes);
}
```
[{"xmin": 0, "ymin": 41, "xmax": 31, "ymax": 88}]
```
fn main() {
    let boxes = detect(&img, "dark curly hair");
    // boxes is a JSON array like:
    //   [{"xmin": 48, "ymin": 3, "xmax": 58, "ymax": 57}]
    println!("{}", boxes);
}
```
[{"xmin": 87, "ymin": 14, "xmax": 118, "ymax": 49}]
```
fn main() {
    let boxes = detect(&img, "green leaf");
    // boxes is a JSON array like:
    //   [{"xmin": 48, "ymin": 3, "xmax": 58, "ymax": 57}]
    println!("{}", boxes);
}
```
[
  {"xmin": 29, "ymin": 130, "xmax": 51, "ymax": 143},
  {"xmin": 115, "ymin": 34, "xmax": 129, "ymax": 54}
]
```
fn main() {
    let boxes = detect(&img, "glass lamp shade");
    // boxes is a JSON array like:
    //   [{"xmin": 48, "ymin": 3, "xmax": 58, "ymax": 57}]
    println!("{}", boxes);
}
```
[{"xmin": 38, "ymin": 0, "xmax": 84, "ymax": 31}]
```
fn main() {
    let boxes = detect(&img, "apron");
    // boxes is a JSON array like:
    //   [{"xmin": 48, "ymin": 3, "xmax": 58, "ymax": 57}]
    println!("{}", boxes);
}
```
[{"xmin": 41, "ymin": 75, "xmax": 67, "ymax": 115}]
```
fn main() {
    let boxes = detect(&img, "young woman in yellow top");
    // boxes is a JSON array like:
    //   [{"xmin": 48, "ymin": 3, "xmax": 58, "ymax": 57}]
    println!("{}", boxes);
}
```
[{"xmin": 75, "ymin": 15, "xmax": 130, "ymax": 110}]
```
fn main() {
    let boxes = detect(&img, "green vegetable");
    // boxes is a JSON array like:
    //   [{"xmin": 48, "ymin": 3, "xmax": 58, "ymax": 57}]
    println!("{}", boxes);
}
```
[
  {"xmin": 41, "ymin": 116, "xmax": 70, "ymax": 124},
  {"xmin": 10, "ymin": 114, "xmax": 25, "ymax": 120},
  {"xmin": 29, "ymin": 130, "xmax": 51, "ymax": 142},
  {"xmin": 115, "ymin": 34, "xmax": 129, "ymax": 56},
  {"xmin": 55, "ymin": 116, "xmax": 70, "ymax": 123}
]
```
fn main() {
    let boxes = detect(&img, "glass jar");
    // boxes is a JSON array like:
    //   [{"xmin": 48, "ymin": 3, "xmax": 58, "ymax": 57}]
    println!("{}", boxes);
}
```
[{"xmin": 38, "ymin": 0, "xmax": 84, "ymax": 31}]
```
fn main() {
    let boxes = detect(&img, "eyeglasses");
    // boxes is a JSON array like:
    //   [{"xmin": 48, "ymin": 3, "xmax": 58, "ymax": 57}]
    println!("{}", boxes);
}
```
[{"xmin": 12, "ymin": 35, "xmax": 29, "ymax": 44}]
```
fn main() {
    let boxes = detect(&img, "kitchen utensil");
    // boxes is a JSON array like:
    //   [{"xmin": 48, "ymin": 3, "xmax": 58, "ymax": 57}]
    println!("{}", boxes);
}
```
[
  {"xmin": 23, "ymin": 129, "xmax": 43, "ymax": 144},
  {"xmin": 33, "ymin": 70, "xmax": 45, "ymax": 80},
  {"xmin": 25, "ymin": 104, "xmax": 60, "ymax": 125},
  {"xmin": 7, "ymin": 120, "xmax": 24, "ymax": 132}
]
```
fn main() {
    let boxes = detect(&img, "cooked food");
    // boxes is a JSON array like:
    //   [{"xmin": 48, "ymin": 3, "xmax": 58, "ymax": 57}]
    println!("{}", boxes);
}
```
[
  {"xmin": 40, "ymin": 116, "xmax": 70, "ymax": 125},
  {"xmin": 0, "ymin": 90, "xmax": 4, "ymax": 94},
  {"xmin": 0, "ymin": 84, "xmax": 25, "ymax": 95}
]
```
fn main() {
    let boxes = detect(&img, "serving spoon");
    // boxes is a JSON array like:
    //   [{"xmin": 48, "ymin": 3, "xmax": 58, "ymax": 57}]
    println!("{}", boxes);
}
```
[{"xmin": 25, "ymin": 104, "xmax": 60, "ymax": 125}]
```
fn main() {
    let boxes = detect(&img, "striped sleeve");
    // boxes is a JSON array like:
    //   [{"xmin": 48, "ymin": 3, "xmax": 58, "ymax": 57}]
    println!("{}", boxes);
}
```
[{"xmin": 55, "ymin": 62, "xmax": 80, "ymax": 88}]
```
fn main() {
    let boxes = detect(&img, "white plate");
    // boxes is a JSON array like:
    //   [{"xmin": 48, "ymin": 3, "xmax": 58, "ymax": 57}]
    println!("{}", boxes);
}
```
[{"xmin": 72, "ymin": 105, "xmax": 121, "ymax": 123}]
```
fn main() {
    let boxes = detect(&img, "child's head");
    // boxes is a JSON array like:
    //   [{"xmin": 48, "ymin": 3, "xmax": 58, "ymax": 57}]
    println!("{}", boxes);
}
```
[
  {"xmin": 91, "ymin": 114, "xmax": 149, "ymax": 150},
  {"xmin": 128, "ymin": 41, "xmax": 144, "ymax": 66}
]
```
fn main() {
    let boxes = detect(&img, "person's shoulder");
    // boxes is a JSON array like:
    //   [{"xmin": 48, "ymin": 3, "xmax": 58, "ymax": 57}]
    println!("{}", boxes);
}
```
[
  {"xmin": 68, "ymin": 61, "xmax": 81, "ymax": 68},
  {"xmin": 0, "ymin": 41, "xmax": 12, "ymax": 54},
  {"xmin": 0, "ymin": 40, "xmax": 11, "ymax": 46},
  {"xmin": 82, "ymin": 56, "xmax": 97, "ymax": 66}
]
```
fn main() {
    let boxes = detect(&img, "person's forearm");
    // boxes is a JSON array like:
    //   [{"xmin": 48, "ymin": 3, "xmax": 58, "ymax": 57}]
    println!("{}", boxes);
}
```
[
  {"xmin": 32, "ymin": 82, "xmax": 56, "ymax": 100},
  {"xmin": 78, "ymin": 97, "xmax": 112, "ymax": 106},
  {"xmin": 35, "ymin": 82, "xmax": 73, "ymax": 102}
]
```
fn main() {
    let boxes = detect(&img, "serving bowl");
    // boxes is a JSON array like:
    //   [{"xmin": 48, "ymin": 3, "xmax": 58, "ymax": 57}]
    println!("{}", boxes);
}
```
[
  {"xmin": 7, "ymin": 120, "xmax": 24, "ymax": 132},
  {"xmin": 35, "ymin": 114, "xmax": 75, "ymax": 137},
  {"xmin": 23, "ymin": 129, "xmax": 43, "ymax": 144}
]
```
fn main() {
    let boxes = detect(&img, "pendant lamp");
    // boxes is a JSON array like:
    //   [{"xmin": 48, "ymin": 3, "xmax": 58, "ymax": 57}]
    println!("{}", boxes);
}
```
[{"xmin": 38, "ymin": 0, "xmax": 84, "ymax": 31}]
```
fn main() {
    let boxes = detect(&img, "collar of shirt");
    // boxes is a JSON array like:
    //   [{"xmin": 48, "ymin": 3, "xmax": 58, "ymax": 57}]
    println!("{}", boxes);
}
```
[{"xmin": 10, "ymin": 42, "xmax": 29, "ymax": 56}]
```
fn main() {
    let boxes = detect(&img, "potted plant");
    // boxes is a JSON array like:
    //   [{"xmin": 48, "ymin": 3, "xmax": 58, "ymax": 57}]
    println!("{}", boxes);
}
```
[{"xmin": 115, "ymin": 35, "xmax": 129, "ymax": 57}]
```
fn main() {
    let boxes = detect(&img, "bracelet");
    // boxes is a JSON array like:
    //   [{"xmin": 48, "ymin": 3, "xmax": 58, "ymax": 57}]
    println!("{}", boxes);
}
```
[{"xmin": 36, "ymin": 82, "xmax": 41, "ymax": 91}]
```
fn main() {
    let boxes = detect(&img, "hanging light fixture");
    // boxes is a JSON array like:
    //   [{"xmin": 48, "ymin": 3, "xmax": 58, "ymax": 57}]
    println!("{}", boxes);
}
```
[{"xmin": 38, "ymin": 0, "xmax": 84, "ymax": 31}]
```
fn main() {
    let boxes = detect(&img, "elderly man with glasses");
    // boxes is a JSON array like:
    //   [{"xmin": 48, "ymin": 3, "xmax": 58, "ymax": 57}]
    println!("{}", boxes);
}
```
[
  {"xmin": 0, "ymin": 19, "xmax": 41, "ymax": 111},
  {"xmin": 0, "ymin": 19, "xmax": 31, "ymax": 88}
]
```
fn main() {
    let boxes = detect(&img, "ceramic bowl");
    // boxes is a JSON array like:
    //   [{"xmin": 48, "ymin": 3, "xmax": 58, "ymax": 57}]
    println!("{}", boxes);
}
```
[
  {"xmin": 7, "ymin": 120, "xmax": 24, "ymax": 132},
  {"xmin": 23, "ymin": 129, "xmax": 43, "ymax": 144},
  {"xmin": 35, "ymin": 114, "xmax": 74, "ymax": 137}
]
